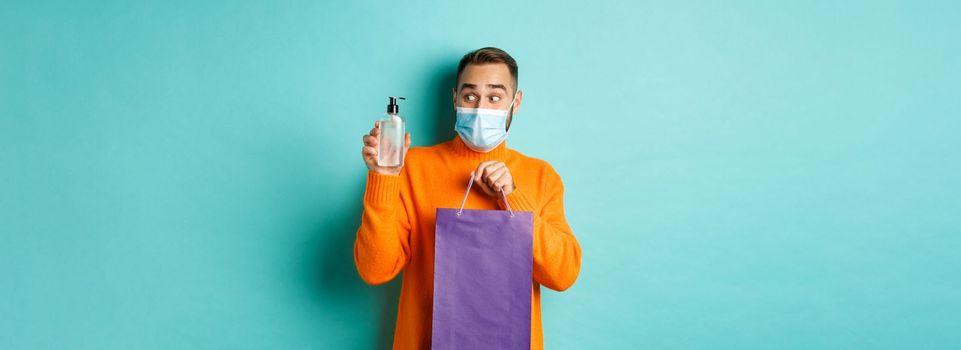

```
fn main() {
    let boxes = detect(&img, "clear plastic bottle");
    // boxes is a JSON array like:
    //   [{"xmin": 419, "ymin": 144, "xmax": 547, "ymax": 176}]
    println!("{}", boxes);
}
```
[{"xmin": 377, "ymin": 96, "xmax": 406, "ymax": 167}]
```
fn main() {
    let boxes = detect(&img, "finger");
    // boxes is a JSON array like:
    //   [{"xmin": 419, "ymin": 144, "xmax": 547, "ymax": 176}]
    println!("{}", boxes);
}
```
[
  {"xmin": 483, "ymin": 163, "xmax": 506, "ymax": 182},
  {"xmin": 362, "ymin": 146, "xmax": 377, "ymax": 159},
  {"xmin": 476, "ymin": 161, "xmax": 499, "ymax": 180},
  {"xmin": 477, "ymin": 166, "xmax": 496, "ymax": 185},
  {"xmin": 493, "ymin": 176, "xmax": 512, "ymax": 192},
  {"xmin": 473, "ymin": 175, "xmax": 495, "ymax": 196},
  {"xmin": 489, "ymin": 171, "xmax": 507, "ymax": 191},
  {"xmin": 476, "ymin": 160, "xmax": 496, "ymax": 171},
  {"xmin": 473, "ymin": 163, "xmax": 489, "ymax": 183},
  {"xmin": 470, "ymin": 169, "xmax": 486, "ymax": 190},
  {"xmin": 487, "ymin": 167, "xmax": 509, "ymax": 187},
  {"xmin": 363, "ymin": 135, "xmax": 378, "ymax": 147},
  {"xmin": 403, "ymin": 132, "xmax": 411, "ymax": 150},
  {"xmin": 487, "ymin": 162, "xmax": 507, "ymax": 179},
  {"xmin": 371, "ymin": 121, "xmax": 381, "ymax": 137}
]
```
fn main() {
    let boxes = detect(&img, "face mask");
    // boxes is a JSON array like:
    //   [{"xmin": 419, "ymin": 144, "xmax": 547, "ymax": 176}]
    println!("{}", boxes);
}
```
[{"xmin": 454, "ymin": 93, "xmax": 517, "ymax": 152}]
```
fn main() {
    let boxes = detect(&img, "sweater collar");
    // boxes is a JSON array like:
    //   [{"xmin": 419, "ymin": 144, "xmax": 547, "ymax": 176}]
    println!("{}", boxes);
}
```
[{"xmin": 448, "ymin": 134, "xmax": 510, "ymax": 161}]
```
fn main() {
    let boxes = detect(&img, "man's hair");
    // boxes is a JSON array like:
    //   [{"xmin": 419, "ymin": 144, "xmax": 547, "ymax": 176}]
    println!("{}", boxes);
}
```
[{"xmin": 456, "ymin": 47, "xmax": 518, "ymax": 91}]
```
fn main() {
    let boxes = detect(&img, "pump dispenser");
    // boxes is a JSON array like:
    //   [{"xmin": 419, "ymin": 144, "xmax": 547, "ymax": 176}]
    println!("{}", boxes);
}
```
[{"xmin": 377, "ymin": 96, "xmax": 406, "ymax": 167}]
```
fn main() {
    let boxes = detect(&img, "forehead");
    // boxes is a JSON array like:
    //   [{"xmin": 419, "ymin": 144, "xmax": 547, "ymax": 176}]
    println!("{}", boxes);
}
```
[{"xmin": 458, "ymin": 63, "xmax": 513, "ymax": 89}]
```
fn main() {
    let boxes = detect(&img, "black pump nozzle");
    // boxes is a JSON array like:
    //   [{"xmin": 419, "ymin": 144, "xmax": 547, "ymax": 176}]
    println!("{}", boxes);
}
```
[{"xmin": 387, "ymin": 96, "xmax": 406, "ymax": 114}]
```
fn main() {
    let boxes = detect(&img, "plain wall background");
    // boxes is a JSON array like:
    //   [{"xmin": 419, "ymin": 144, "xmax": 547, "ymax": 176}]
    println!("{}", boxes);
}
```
[{"xmin": 2, "ymin": 1, "xmax": 959, "ymax": 349}]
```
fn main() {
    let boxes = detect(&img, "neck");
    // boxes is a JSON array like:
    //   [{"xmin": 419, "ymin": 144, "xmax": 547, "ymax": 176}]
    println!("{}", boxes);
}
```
[{"xmin": 449, "ymin": 134, "xmax": 509, "ymax": 162}]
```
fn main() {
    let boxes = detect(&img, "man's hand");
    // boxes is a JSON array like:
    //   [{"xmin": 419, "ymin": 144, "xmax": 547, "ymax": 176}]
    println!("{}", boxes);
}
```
[
  {"xmin": 362, "ymin": 120, "xmax": 411, "ymax": 176},
  {"xmin": 473, "ymin": 160, "xmax": 516, "ymax": 197}
]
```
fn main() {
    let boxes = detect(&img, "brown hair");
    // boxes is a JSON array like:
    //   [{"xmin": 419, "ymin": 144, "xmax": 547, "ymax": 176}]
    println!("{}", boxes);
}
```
[{"xmin": 456, "ymin": 47, "xmax": 518, "ymax": 90}]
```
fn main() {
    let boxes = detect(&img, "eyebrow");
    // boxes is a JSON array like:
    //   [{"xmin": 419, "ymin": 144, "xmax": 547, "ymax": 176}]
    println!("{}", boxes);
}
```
[
  {"xmin": 486, "ymin": 84, "xmax": 508, "ymax": 92},
  {"xmin": 458, "ymin": 83, "xmax": 509, "ymax": 93}
]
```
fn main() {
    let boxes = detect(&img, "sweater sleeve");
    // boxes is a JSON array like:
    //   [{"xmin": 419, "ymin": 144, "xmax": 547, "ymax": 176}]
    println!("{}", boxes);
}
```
[
  {"xmin": 497, "ymin": 167, "xmax": 582, "ymax": 291},
  {"xmin": 353, "ymin": 170, "xmax": 413, "ymax": 285}
]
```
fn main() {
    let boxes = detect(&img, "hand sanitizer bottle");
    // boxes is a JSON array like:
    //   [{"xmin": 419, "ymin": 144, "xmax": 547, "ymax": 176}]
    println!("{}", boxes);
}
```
[{"xmin": 377, "ymin": 96, "xmax": 406, "ymax": 167}]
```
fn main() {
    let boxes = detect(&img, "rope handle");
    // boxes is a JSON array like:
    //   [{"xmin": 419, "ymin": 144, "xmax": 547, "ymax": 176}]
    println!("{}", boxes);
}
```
[{"xmin": 457, "ymin": 171, "xmax": 514, "ymax": 217}]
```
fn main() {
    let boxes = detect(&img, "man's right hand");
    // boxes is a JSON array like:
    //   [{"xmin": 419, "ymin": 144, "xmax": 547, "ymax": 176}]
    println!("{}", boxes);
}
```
[{"xmin": 362, "ymin": 120, "xmax": 411, "ymax": 176}]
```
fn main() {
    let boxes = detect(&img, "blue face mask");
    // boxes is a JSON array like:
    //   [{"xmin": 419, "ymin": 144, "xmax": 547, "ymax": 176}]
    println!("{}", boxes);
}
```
[{"xmin": 454, "ymin": 93, "xmax": 517, "ymax": 152}]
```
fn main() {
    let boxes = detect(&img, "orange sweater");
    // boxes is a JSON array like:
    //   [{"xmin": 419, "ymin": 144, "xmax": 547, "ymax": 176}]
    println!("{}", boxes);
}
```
[{"xmin": 354, "ymin": 135, "xmax": 582, "ymax": 350}]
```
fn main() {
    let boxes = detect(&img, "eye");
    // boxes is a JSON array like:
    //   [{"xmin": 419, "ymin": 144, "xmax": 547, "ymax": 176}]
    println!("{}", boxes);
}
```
[
  {"xmin": 490, "ymin": 96, "xmax": 501, "ymax": 103},
  {"xmin": 464, "ymin": 94, "xmax": 477, "ymax": 102}
]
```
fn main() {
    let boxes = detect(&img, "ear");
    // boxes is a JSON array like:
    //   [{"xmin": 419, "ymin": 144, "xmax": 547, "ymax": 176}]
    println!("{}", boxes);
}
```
[
  {"xmin": 451, "ymin": 88, "xmax": 457, "ymax": 107},
  {"xmin": 506, "ymin": 90, "xmax": 522, "ymax": 132},
  {"xmin": 512, "ymin": 89, "xmax": 523, "ymax": 114}
]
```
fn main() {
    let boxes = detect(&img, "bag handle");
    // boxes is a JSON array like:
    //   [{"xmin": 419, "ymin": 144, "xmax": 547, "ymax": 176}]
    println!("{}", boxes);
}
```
[{"xmin": 457, "ymin": 171, "xmax": 514, "ymax": 217}]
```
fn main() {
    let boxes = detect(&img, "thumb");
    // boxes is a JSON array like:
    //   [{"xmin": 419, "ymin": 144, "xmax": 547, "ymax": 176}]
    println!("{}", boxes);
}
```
[{"xmin": 404, "ymin": 132, "xmax": 411, "ymax": 151}]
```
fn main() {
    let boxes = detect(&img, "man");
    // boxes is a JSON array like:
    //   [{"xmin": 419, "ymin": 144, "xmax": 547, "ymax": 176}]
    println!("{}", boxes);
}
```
[{"xmin": 355, "ymin": 47, "xmax": 582, "ymax": 350}]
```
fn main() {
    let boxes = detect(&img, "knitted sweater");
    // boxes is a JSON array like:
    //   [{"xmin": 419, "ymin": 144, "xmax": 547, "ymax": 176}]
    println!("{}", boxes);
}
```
[{"xmin": 354, "ymin": 135, "xmax": 582, "ymax": 349}]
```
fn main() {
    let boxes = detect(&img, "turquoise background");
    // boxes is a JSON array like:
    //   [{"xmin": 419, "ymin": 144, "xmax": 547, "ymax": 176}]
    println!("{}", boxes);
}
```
[{"xmin": 2, "ymin": 1, "xmax": 959, "ymax": 349}]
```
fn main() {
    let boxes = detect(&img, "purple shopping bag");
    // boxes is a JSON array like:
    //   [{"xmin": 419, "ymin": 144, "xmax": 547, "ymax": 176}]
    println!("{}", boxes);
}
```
[{"xmin": 432, "ymin": 172, "xmax": 534, "ymax": 350}]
